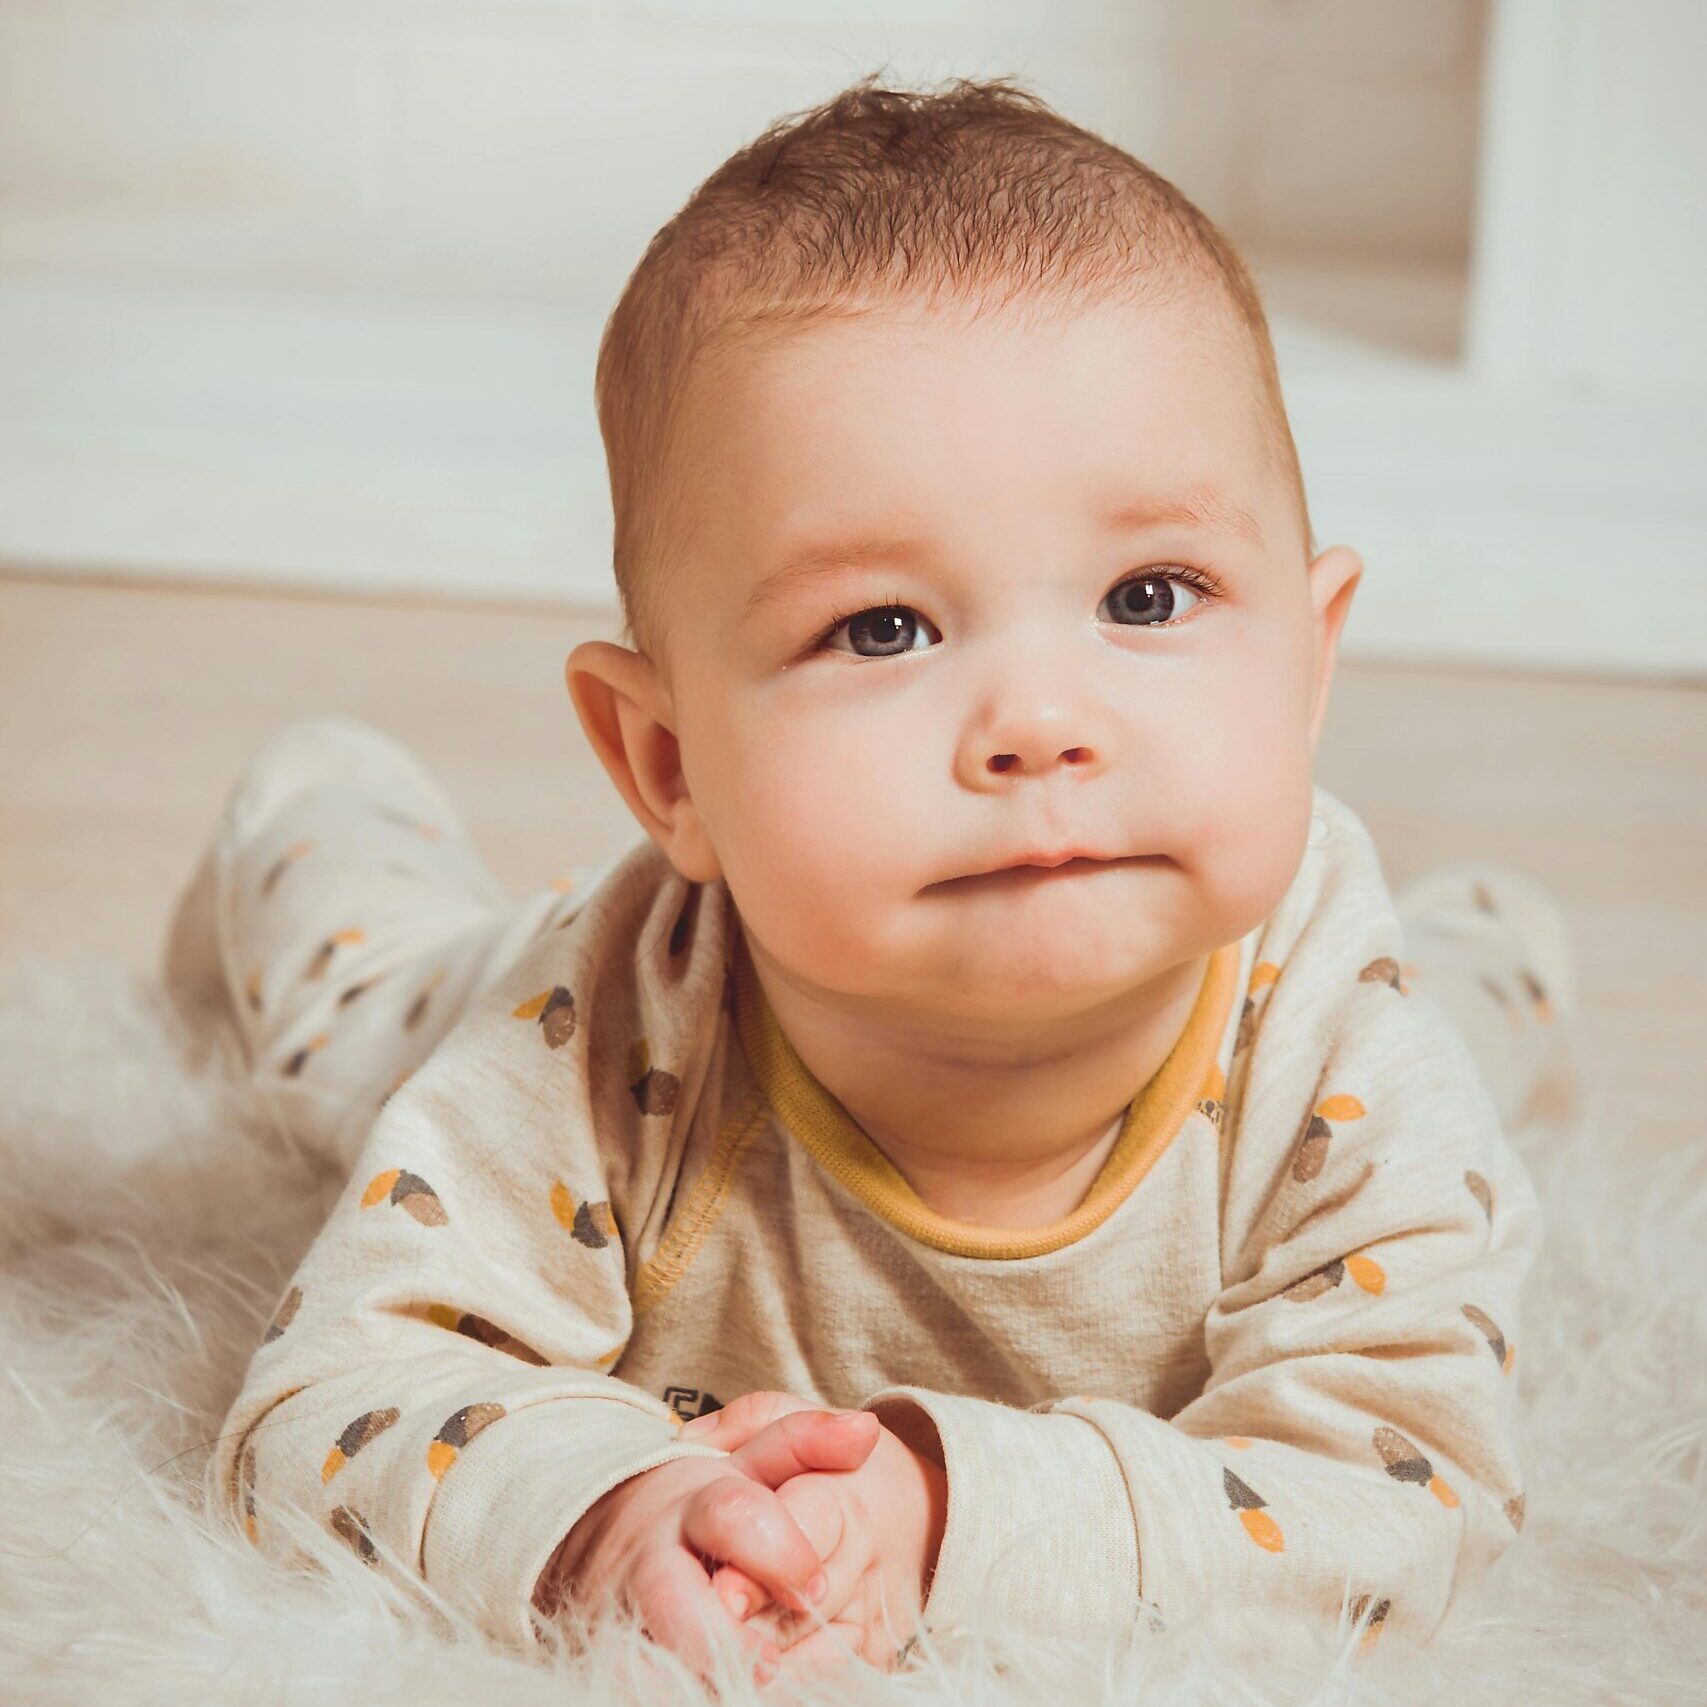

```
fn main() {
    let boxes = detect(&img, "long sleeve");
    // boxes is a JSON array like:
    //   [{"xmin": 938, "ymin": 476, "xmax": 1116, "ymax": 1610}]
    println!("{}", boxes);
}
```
[
  {"xmin": 864, "ymin": 814, "xmax": 1542, "ymax": 1648},
  {"xmin": 205, "ymin": 861, "xmax": 731, "ymax": 1649}
]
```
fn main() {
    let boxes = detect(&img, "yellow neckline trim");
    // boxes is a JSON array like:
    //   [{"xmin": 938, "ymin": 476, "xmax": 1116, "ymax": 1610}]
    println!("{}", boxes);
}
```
[{"xmin": 731, "ymin": 929, "xmax": 1239, "ymax": 1259}]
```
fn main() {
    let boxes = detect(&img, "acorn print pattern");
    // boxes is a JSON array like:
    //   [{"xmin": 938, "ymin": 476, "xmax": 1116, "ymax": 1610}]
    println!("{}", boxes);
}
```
[
  {"xmin": 1463, "ymin": 1303, "xmax": 1515, "ymax": 1372},
  {"xmin": 329, "ymin": 1506, "xmax": 378, "ymax": 1566},
  {"xmin": 427, "ymin": 1402, "xmax": 506, "ymax": 1480},
  {"xmin": 373, "ymin": 804, "xmax": 442, "ymax": 840},
  {"xmin": 1292, "ymin": 1094, "xmax": 1365, "ymax": 1183},
  {"xmin": 628, "ymin": 1037, "xmax": 680, "ymax": 1116},
  {"xmin": 304, "ymin": 928, "xmax": 366, "ymax": 981},
  {"xmin": 360, "ymin": 1167, "xmax": 447, "ymax": 1226},
  {"xmin": 403, "ymin": 967, "xmax": 447, "ymax": 1032},
  {"xmin": 1284, "ymin": 1252, "xmax": 1386, "ymax": 1302},
  {"xmin": 322, "ymin": 1407, "xmax": 400, "ymax": 1482},
  {"xmin": 1505, "ymin": 1493, "xmax": 1526, "ymax": 1531},
  {"xmin": 259, "ymin": 838, "xmax": 315, "ymax": 899},
  {"xmin": 244, "ymin": 966, "xmax": 265, "ymax": 1015},
  {"xmin": 1348, "ymin": 1593, "xmax": 1391, "ymax": 1650},
  {"xmin": 263, "ymin": 1285, "xmax": 303, "ymax": 1343},
  {"xmin": 1517, "ymin": 967, "xmax": 1554, "ymax": 1023},
  {"xmin": 513, "ymin": 986, "xmax": 577, "ymax": 1050},
  {"xmin": 1465, "ymin": 1170, "xmax": 1494, "ymax": 1220},
  {"xmin": 425, "ymin": 1303, "xmax": 549, "ymax": 1365},
  {"xmin": 282, "ymin": 1032, "xmax": 330, "ymax": 1077},
  {"xmin": 1373, "ymin": 1426, "xmax": 1458, "ymax": 1506},
  {"xmin": 338, "ymin": 976, "xmax": 377, "ymax": 1008},
  {"xmin": 1197, "ymin": 1063, "xmax": 1226, "ymax": 1129},
  {"xmin": 551, "ymin": 1180, "xmax": 618, "ymax": 1248},
  {"xmin": 1223, "ymin": 1467, "xmax": 1284, "ymax": 1552},
  {"xmin": 1359, "ymin": 956, "xmax": 1405, "ymax": 994},
  {"xmin": 1235, "ymin": 961, "xmax": 1281, "ymax": 1054}
]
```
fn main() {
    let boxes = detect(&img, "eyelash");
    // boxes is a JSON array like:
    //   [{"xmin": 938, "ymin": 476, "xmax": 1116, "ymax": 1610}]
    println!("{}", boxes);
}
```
[{"xmin": 808, "ymin": 566, "xmax": 1227, "ymax": 653}]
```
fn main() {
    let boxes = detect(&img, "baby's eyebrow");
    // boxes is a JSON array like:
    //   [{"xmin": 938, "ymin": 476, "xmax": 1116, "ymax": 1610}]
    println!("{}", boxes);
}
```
[{"xmin": 743, "ymin": 485, "xmax": 1262, "ymax": 620}]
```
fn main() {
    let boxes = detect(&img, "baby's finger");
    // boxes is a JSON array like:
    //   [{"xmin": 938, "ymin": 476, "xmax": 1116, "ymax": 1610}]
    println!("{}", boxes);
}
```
[
  {"xmin": 709, "ymin": 1559, "xmax": 765, "ymax": 1625},
  {"xmin": 628, "ymin": 1548, "xmax": 780, "ymax": 1689},
  {"xmin": 681, "ymin": 1474, "xmax": 824, "ymax": 1615},
  {"xmin": 727, "ymin": 1408, "xmax": 880, "ymax": 1491}
]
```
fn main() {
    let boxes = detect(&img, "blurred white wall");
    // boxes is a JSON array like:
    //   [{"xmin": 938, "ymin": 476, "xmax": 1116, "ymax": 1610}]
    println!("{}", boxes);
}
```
[{"xmin": 1, "ymin": 0, "xmax": 1703, "ymax": 674}]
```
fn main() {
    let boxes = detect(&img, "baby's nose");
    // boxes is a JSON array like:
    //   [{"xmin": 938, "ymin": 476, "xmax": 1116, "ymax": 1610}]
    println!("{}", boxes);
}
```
[{"xmin": 987, "ymin": 743, "xmax": 1096, "ymax": 776}]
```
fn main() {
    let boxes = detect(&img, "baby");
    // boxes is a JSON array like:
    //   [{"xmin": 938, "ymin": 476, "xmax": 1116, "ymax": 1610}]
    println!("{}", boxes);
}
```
[{"xmin": 177, "ymin": 74, "xmax": 1560, "ymax": 1691}]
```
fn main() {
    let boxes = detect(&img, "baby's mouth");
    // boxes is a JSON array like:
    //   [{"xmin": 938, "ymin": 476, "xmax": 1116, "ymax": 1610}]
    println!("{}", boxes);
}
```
[{"xmin": 927, "ymin": 853, "xmax": 1157, "ymax": 891}]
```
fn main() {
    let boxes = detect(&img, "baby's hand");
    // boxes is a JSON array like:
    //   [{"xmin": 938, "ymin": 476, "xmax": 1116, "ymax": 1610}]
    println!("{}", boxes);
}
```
[{"xmin": 682, "ymin": 1391, "xmax": 948, "ymax": 1680}]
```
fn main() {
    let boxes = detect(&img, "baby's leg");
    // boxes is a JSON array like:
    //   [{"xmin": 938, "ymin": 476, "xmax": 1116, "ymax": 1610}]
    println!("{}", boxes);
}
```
[
  {"xmin": 1392, "ymin": 862, "xmax": 1578, "ymax": 1130},
  {"xmin": 160, "ymin": 715, "xmax": 620, "ymax": 1170}
]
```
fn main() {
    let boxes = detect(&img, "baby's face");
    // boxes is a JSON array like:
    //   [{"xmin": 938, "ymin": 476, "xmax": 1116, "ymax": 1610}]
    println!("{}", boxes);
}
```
[{"xmin": 638, "ymin": 292, "xmax": 1358, "ymax": 1021}]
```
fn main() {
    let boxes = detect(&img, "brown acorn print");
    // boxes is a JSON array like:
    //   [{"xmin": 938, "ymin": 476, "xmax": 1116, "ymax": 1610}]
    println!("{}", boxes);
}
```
[
  {"xmin": 1462, "ymin": 1303, "xmax": 1515, "ymax": 1372},
  {"xmin": 1223, "ymin": 1467, "xmax": 1284, "ymax": 1552},
  {"xmin": 1373, "ymin": 1426, "xmax": 1458, "ymax": 1506},
  {"xmin": 374, "ymin": 804, "xmax": 442, "ymax": 840},
  {"xmin": 1517, "ymin": 968, "xmax": 1554, "ymax": 1023},
  {"xmin": 329, "ymin": 1506, "xmax": 378, "ymax": 1566},
  {"xmin": 360, "ymin": 1167, "xmax": 447, "ymax": 1226},
  {"xmin": 1359, "ymin": 956, "xmax": 1404, "ymax": 994},
  {"xmin": 304, "ymin": 928, "xmax": 366, "ymax": 981},
  {"xmin": 403, "ymin": 967, "xmax": 448, "ymax": 1032},
  {"xmin": 1473, "ymin": 881, "xmax": 1498, "ymax": 915},
  {"xmin": 322, "ymin": 1407, "xmax": 400, "ymax": 1482},
  {"xmin": 244, "ymin": 966, "xmax": 264, "ymax": 1015},
  {"xmin": 551, "ymin": 1180, "xmax": 618, "ymax": 1248},
  {"xmin": 670, "ymin": 884, "xmax": 701, "ymax": 957},
  {"xmin": 282, "ymin": 1032, "xmax": 330, "ymax": 1077},
  {"xmin": 1465, "ymin": 1170, "xmax": 1494, "ymax": 1220},
  {"xmin": 1505, "ymin": 1493, "xmax": 1526, "ymax": 1531},
  {"xmin": 1292, "ymin": 1094, "xmax": 1365, "ymax": 1183},
  {"xmin": 1479, "ymin": 974, "xmax": 1524, "ymax": 1030},
  {"xmin": 1283, "ymin": 1252, "xmax": 1386, "ymax": 1302},
  {"xmin": 424, "ymin": 1304, "xmax": 548, "ymax": 1366},
  {"xmin": 427, "ymin": 1402, "xmax": 506, "ymax": 1480},
  {"xmin": 338, "ymin": 977, "xmax": 378, "ymax": 1008},
  {"xmin": 627, "ymin": 1037, "xmax": 680, "ymax": 1115},
  {"xmin": 1197, "ymin": 1063, "xmax": 1226, "ymax": 1129},
  {"xmin": 1235, "ymin": 961, "xmax": 1281, "ymax": 1054},
  {"xmin": 512, "ymin": 985, "xmax": 577, "ymax": 1049},
  {"xmin": 263, "ymin": 1285, "xmax": 303, "ymax": 1343},
  {"xmin": 1348, "ymin": 1593, "xmax": 1391, "ymax": 1650},
  {"xmin": 240, "ymin": 1441, "xmax": 259, "ymax": 1544},
  {"xmin": 259, "ymin": 838, "xmax": 315, "ymax": 899}
]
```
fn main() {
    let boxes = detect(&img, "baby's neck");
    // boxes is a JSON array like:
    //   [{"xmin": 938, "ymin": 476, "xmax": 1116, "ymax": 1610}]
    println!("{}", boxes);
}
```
[{"xmin": 742, "ymin": 935, "xmax": 1212, "ymax": 1229}]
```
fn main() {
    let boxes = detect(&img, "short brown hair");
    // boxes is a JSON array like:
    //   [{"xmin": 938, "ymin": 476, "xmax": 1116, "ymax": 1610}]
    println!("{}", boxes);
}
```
[{"xmin": 595, "ymin": 71, "xmax": 1313, "ymax": 664}]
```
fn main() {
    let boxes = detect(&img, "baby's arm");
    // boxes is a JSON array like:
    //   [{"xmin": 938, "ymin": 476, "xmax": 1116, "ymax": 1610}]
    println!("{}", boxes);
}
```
[
  {"xmin": 206, "ymin": 950, "xmax": 813, "ymax": 1666},
  {"xmin": 861, "ymin": 953, "xmax": 1541, "ymax": 1650}
]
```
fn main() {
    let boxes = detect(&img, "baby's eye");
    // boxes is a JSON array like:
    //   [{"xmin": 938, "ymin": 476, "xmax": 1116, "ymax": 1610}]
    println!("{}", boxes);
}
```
[
  {"xmin": 820, "ymin": 605, "xmax": 941, "ymax": 659},
  {"xmin": 1100, "ymin": 573, "xmax": 1204, "ymax": 627}
]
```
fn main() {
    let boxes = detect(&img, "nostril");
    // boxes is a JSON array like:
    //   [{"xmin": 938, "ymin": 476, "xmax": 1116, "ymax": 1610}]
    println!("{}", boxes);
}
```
[
  {"xmin": 989, "ymin": 754, "xmax": 1018, "ymax": 773},
  {"xmin": 1062, "ymin": 747, "xmax": 1088, "ymax": 764}
]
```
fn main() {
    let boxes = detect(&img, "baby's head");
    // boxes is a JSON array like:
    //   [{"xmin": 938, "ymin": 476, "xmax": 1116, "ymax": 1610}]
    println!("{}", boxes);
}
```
[{"xmin": 569, "ymin": 75, "xmax": 1362, "ymax": 1026}]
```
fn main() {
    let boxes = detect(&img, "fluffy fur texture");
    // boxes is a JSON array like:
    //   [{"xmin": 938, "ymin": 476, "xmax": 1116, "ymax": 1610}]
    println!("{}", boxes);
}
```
[{"xmin": 1, "ymin": 954, "xmax": 1702, "ymax": 1704}]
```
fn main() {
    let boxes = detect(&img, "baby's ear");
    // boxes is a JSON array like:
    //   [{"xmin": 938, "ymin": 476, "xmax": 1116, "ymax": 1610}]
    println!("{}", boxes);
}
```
[
  {"xmin": 564, "ymin": 640, "xmax": 723, "ymax": 883},
  {"xmin": 1304, "ymin": 544, "xmax": 1363, "ymax": 752}
]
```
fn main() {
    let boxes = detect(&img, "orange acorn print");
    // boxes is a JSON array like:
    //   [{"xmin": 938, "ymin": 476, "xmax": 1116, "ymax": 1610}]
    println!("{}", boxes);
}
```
[
  {"xmin": 1283, "ymin": 1253, "xmax": 1386, "ymax": 1302},
  {"xmin": 329, "ymin": 1506, "xmax": 378, "ymax": 1566},
  {"xmin": 1358, "ymin": 956, "xmax": 1404, "ymax": 994},
  {"xmin": 628, "ymin": 1037, "xmax": 680, "ymax": 1116},
  {"xmin": 670, "ymin": 884, "xmax": 701, "ymax": 957},
  {"xmin": 1348, "ymin": 1593, "xmax": 1391, "ymax": 1650},
  {"xmin": 360, "ymin": 1168, "xmax": 447, "ymax": 1226},
  {"xmin": 322, "ymin": 1407, "xmax": 400, "ymax": 1482},
  {"xmin": 1221, "ymin": 1436, "xmax": 1253, "ymax": 1449},
  {"xmin": 259, "ymin": 838, "xmax": 314, "ymax": 899},
  {"xmin": 403, "ymin": 967, "xmax": 448, "ymax": 1032},
  {"xmin": 244, "ymin": 966, "xmax": 264, "ymax": 1015},
  {"xmin": 282, "ymin": 1032, "xmax": 331, "ymax": 1077},
  {"xmin": 550, "ymin": 1180, "xmax": 618, "ymax": 1248},
  {"xmin": 1197, "ymin": 1062, "xmax": 1227, "ymax": 1128},
  {"xmin": 304, "ymin": 928, "xmax": 366, "ymax": 980},
  {"xmin": 263, "ymin": 1285, "xmax": 303, "ymax": 1344},
  {"xmin": 1373, "ymin": 1426, "xmax": 1458, "ymax": 1506},
  {"xmin": 1465, "ymin": 1170, "xmax": 1494, "ymax": 1220},
  {"xmin": 1517, "ymin": 968, "xmax": 1554, "ymax": 1023},
  {"xmin": 1505, "ymin": 1493, "xmax": 1526, "ymax": 1531},
  {"xmin": 1292, "ymin": 1094, "xmax": 1365, "ymax": 1183},
  {"xmin": 1235, "ymin": 962, "xmax": 1281, "ymax": 1054},
  {"xmin": 1223, "ymin": 1467, "xmax": 1284, "ymax": 1552},
  {"xmin": 424, "ymin": 1304, "xmax": 549, "ymax": 1366},
  {"xmin": 427, "ymin": 1402, "xmax": 506, "ymax": 1479},
  {"xmin": 513, "ymin": 985, "xmax": 577, "ymax": 1049},
  {"xmin": 1462, "ymin": 1303, "xmax": 1515, "ymax": 1372}
]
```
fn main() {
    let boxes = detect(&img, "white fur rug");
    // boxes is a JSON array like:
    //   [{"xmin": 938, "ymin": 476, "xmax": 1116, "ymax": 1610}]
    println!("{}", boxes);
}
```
[{"xmin": 2, "ymin": 953, "xmax": 1703, "ymax": 1705}]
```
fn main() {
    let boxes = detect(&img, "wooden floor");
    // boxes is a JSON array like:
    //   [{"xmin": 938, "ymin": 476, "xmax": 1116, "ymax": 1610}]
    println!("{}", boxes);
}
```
[{"xmin": 4, "ymin": 570, "xmax": 1703, "ymax": 1159}]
